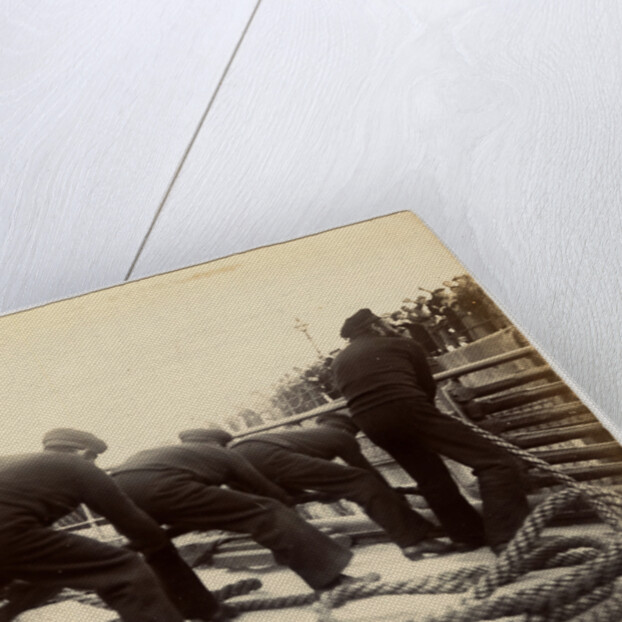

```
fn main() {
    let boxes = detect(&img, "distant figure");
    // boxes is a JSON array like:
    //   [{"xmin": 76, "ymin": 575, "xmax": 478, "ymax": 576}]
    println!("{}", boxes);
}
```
[
  {"xmin": 0, "ymin": 428, "xmax": 187, "ymax": 622},
  {"xmin": 393, "ymin": 308, "xmax": 439, "ymax": 355},
  {"xmin": 112, "ymin": 428, "xmax": 356, "ymax": 591},
  {"xmin": 231, "ymin": 413, "xmax": 454, "ymax": 559},
  {"xmin": 332, "ymin": 309, "xmax": 530, "ymax": 554}
]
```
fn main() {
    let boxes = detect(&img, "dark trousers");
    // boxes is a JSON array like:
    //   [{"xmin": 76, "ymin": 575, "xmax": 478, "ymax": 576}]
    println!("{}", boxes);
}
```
[
  {"xmin": 0, "ymin": 527, "xmax": 183, "ymax": 622},
  {"xmin": 114, "ymin": 472, "xmax": 352, "ymax": 590},
  {"xmin": 354, "ymin": 398, "xmax": 530, "ymax": 546},
  {"xmin": 234, "ymin": 441, "xmax": 434, "ymax": 548},
  {"xmin": 145, "ymin": 544, "xmax": 221, "ymax": 620}
]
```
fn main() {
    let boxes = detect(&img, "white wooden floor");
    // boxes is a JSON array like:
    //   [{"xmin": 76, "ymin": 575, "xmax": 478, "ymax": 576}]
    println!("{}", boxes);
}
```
[{"xmin": 1, "ymin": 2, "xmax": 621, "ymax": 429}]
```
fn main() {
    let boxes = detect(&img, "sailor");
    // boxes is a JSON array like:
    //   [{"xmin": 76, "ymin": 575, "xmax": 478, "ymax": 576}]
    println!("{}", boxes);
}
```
[
  {"xmin": 0, "ymin": 428, "xmax": 187, "ymax": 622},
  {"xmin": 112, "ymin": 428, "xmax": 355, "ymax": 590},
  {"xmin": 231, "ymin": 413, "xmax": 461, "ymax": 558},
  {"xmin": 332, "ymin": 309, "xmax": 530, "ymax": 554}
]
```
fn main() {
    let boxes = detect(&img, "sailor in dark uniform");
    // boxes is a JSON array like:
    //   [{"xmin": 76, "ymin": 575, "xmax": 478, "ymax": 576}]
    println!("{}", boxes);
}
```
[
  {"xmin": 231, "ymin": 413, "xmax": 459, "ymax": 559},
  {"xmin": 0, "ymin": 428, "xmax": 188, "ymax": 622},
  {"xmin": 112, "ymin": 429, "xmax": 355, "ymax": 591},
  {"xmin": 332, "ymin": 308, "xmax": 530, "ymax": 553}
]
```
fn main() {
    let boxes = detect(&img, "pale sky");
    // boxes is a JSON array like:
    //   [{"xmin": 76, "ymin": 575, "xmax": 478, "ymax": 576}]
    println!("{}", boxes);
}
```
[{"xmin": 0, "ymin": 212, "xmax": 465, "ymax": 466}]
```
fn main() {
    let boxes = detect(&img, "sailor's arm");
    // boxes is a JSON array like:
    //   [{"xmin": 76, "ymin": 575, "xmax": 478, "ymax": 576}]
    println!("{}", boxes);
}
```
[
  {"xmin": 225, "ymin": 450, "xmax": 294, "ymax": 505},
  {"xmin": 408, "ymin": 341, "xmax": 437, "ymax": 401},
  {"xmin": 78, "ymin": 462, "xmax": 169, "ymax": 552}
]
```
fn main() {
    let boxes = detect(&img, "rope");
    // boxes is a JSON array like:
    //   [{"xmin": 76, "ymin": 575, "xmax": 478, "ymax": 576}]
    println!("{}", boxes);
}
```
[
  {"xmin": 529, "ymin": 581, "xmax": 617, "ymax": 622},
  {"xmin": 306, "ymin": 406, "xmax": 622, "ymax": 622},
  {"xmin": 307, "ymin": 490, "xmax": 622, "ymax": 621},
  {"xmin": 439, "ymin": 400, "xmax": 622, "ymax": 525},
  {"xmin": 220, "ymin": 534, "xmax": 617, "ymax": 619},
  {"xmin": 214, "ymin": 536, "xmax": 622, "ymax": 620},
  {"xmin": 228, "ymin": 591, "xmax": 318, "ymax": 612},
  {"xmin": 212, "ymin": 577, "xmax": 262, "ymax": 601},
  {"xmin": 319, "ymin": 566, "xmax": 487, "ymax": 609},
  {"xmin": 218, "ymin": 407, "xmax": 622, "ymax": 621},
  {"xmin": 46, "ymin": 397, "xmax": 622, "ymax": 621}
]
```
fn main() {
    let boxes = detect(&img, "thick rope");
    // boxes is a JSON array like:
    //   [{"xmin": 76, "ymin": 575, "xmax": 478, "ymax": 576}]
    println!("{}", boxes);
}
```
[
  {"xmin": 306, "ymin": 408, "xmax": 622, "ymax": 622},
  {"xmin": 212, "ymin": 577, "xmax": 262, "ymax": 601},
  {"xmin": 228, "ymin": 591, "xmax": 318, "ymax": 612},
  {"xmin": 223, "ymin": 533, "xmax": 617, "ymax": 620},
  {"xmin": 47, "ymin": 403, "xmax": 622, "ymax": 620},
  {"xmin": 220, "ymin": 409, "xmax": 622, "ymax": 621},
  {"xmin": 531, "ymin": 581, "xmax": 616, "ymax": 622},
  {"xmin": 225, "ymin": 573, "xmax": 383, "ymax": 614},
  {"xmin": 319, "ymin": 565, "xmax": 487, "ymax": 609},
  {"xmin": 439, "ymin": 404, "xmax": 622, "ymax": 525},
  {"xmin": 70, "ymin": 396, "xmax": 622, "ymax": 622},
  {"xmin": 569, "ymin": 579, "xmax": 622, "ymax": 622},
  {"xmin": 420, "ymin": 546, "xmax": 622, "ymax": 621}
]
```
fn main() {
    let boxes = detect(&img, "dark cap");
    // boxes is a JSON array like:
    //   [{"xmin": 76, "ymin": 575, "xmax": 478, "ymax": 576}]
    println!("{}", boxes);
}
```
[
  {"xmin": 340, "ymin": 308, "xmax": 380, "ymax": 339},
  {"xmin": 42, "ymin": 428, "xmax": 108, "ymax": 454},
  {"xmin": 178, "ymin": 428, "xmax": 233, "ymax": 446},
  {"xmin": 316, "ymin": 413, "xmax": 359, "ymax": 435}
]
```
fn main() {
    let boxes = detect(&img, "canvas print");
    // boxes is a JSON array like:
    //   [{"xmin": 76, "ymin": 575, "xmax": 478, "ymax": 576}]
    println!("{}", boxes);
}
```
[{"xmin": 0, "ymin": 212, "xmax": 620, "ymax": 622}]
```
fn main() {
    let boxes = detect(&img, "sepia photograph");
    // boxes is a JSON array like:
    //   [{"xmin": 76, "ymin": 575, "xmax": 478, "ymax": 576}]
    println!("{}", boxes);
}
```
[{"xmin": 1, "ymin": 212, "xmax": 621, "ymax": 622}]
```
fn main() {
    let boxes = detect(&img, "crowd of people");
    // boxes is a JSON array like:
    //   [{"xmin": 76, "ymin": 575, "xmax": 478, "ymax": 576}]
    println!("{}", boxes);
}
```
[
  {"xmin": 263, "ymin": 275, "xmax": 509, "ymax": 420},
  {"xmin": 394, "ymin": 274, "xmax": 508, "ymax": 355},
  {"xmin": 0, "ymin": 306, "xmax": 530, "ymax": 622}
]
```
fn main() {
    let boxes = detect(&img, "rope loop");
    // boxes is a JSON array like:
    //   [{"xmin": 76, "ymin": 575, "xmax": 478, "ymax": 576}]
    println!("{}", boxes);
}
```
[{"xmin": 222, "ymin": 470, "xmax": 622, "ymax": 621}]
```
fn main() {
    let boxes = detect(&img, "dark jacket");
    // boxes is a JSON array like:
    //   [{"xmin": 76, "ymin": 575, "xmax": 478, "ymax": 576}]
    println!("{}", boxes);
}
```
[
  {"xmin": 232, "ymin": 427, "xmax": 376, "ymax": 471},
  {"xmin": 332, "ymin": 335, "xmax": 436, "ymax": 414},
  {"xmin": 0, "ymin": 452, "xmax": 166, "ymax": 551},
  {"xmin": 113, "ymin": 443, "xmax": 290, "ymax": 504}
]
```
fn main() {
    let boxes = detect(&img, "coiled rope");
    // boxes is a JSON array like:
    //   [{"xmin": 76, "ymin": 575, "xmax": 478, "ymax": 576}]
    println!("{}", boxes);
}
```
[
  {"xmin": 41, "ymin": 409, "xmax": 622, "ymax": 621},
  {"xmin": 223, "ymin": 409, "xmax": 622, "ymax": 621}
]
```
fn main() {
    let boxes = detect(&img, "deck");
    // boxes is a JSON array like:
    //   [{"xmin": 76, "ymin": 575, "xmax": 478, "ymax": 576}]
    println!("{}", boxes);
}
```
[{"xmin": 16, "ymin": 521, "xmax": 614, "ymax": 622}]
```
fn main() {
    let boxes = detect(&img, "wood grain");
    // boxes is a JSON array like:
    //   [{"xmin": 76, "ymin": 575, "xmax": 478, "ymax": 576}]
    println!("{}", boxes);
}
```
[
  {"xmin": 0, "ymin": 0, "xmax": 256, "ymax": 313},
  {"xmin": 130, "ymin": 0, "xmax": 622, "ymax": 425}
]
